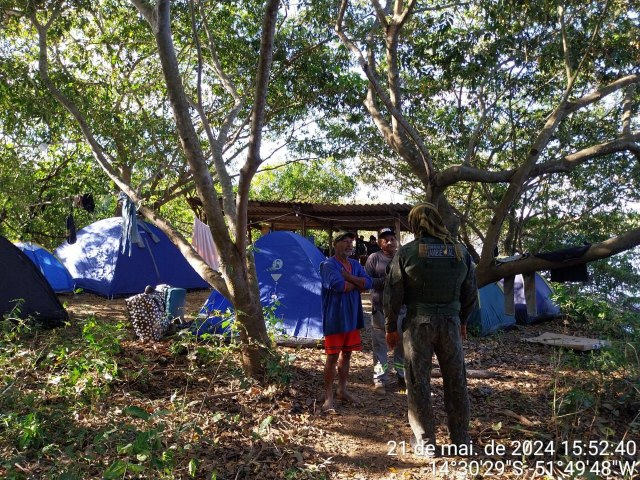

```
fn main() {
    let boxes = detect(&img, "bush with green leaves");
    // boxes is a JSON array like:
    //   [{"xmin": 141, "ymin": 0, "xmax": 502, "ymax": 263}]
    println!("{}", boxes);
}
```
[
  {"xmin": 552, "ymin": 284, "xmax": 640, "ymax": 341},
  {"xmin": 550, "ymin": 285, "xmax": 640, "ymax": 439}
]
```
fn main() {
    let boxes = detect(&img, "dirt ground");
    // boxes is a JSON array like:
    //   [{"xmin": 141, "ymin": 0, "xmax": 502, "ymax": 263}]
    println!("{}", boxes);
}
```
[{"xmin": 59, "ymin": 290, "xmax": 636, "ymax": 480}]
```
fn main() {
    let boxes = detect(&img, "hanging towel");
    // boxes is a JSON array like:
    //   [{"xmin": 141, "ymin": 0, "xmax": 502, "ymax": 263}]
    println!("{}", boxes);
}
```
[
  {"xmin": 81, "ymin": 193, "xmax": 95, "ymax": 213},
  {"xmin": 192, "ymin": 217, "xmax": 219, "ymax": 270},
  {"xmin": 118, "ymin": 192, "xmax": 143, "ymax": 256},
  {"xmin": 503, "ymin": 276, "xmax": 515, "ymax": 316},
  {"xmin": 534, "ymin": 244, "xmax": 590, "ymax": 263},
  {"xmin": 503, "ymin": 273, "xmax": 537, "ymax": 317},
  {"xmin": 550, "ymin": 265, "xmax": 588, "ymax": 282},
  {"xmin": 523, "ymin": 272, "xmax": 537, "ymax": 317}
]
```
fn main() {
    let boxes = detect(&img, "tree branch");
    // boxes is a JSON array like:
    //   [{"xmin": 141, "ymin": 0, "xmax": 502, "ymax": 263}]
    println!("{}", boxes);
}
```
[
  {"xmin": 186, "ymin": 0, "xmax": 237, "ymax": 226},
  {"xmin": 33, "ymin": 8, "xmax": 228, "ymax": 295},
  {"xmin": 621, "ymin": 84, "xmax": 635, "ymax": 136},
  {"xmin": 566, "ymin": 74, "xmax": 640, "ymax": 114},
  {"xmin": 532, "ymin": 132, "xmax": 640, "ymax": 175},
  {"xmin": 395, "ymin": 0, "xmax": 417, "ymax": 29},
  {"xmin": 558, "ymin": 3, "xmax": 573, "ymax": 83},
  {"xmin": 335, "ymin": 0, "xmax": 434, "ymax": 179},
  {"xmin": 132, "ymin": 0, "xmax": 240, "ymax": 288},
  {"xmin": 370, "ymin": 0, "xmax": 388, "ymax": 28},
  {"xmin": 477, "ymin": 226, "xmax": 640, "ymax": 287},
  {"xmin": 129, "ymin": 0, "xmax": 155, "ymax": 29},
  {"xmin": 438, "ymin": 132, "xmax": 640, "ymax": 187},
  {"xmin": 364, "ymin": 88, "xmax": 397, "ymax": 150},
  {"xmin": 436, "ymin": 164, "xmax": 514, "ymax": 186},
  {"xmin": 236, "ymin": 0, "xmax": 280, "ymax": 253}
]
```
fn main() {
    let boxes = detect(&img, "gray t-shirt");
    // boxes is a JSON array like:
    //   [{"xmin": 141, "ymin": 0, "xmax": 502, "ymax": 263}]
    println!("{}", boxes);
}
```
[{"xmin": 364, "ymin": 250, "xmax": 393, "ymax": 312}]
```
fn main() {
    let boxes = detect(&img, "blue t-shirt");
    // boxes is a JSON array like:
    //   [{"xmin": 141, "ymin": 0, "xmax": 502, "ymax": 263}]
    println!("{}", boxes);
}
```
[{"xmin": 320, "ymin": 257, "xmax": 373, "ymax": 336}]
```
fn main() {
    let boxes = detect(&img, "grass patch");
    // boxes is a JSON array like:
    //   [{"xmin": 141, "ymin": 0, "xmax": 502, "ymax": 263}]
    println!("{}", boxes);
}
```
[{"xmin": 0, "ymin": 312, "xmax": 311, "ymax": 479}]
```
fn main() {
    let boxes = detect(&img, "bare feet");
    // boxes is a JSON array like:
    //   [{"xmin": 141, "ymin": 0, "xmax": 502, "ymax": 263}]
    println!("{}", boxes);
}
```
[
  {"xmin": 336, "ymin": 389, "xmax": 358, "ymax": 404},
  {"xmin": 321, "ymin": 397, "xmax": 335, "ymax": 412}
]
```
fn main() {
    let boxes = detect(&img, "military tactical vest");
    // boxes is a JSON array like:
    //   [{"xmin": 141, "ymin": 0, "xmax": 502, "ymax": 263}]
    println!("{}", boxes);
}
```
[{"xmin": 401, "ymin": 236, "xmax": 469, "ymax": 316}]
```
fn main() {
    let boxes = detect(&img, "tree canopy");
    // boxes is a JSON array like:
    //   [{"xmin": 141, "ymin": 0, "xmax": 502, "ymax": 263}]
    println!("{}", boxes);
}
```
[{"xmin": 333, "ymin": 0, "xmax": 639, "ymax": 288}]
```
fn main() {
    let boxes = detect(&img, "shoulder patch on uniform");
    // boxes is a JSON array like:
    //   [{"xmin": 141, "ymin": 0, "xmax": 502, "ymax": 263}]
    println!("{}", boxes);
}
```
[{"xmin": 426, "ymin": 244, "xmax": 455, "ymax": 257}]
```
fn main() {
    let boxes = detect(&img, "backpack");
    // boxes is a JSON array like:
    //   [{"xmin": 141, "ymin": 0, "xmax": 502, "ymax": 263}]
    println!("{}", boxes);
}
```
[{"xmin": 125, "ymin": 291, "xmax": 171, "ymax": 341}]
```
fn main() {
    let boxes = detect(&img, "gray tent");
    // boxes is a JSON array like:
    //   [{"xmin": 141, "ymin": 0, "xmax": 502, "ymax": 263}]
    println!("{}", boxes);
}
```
[{"xmin": 0, "ymin": 235, "xmax": 68, "ymax": 326}]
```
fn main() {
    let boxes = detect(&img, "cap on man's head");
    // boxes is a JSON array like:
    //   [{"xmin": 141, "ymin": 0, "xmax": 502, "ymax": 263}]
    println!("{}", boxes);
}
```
[
  {"xmin": 333, "ymin": 230, "xmax": 356, "ymax": 244},
  {"xmin": 378, "ymin": 227, "xmax": 395, "ymax": 240}
]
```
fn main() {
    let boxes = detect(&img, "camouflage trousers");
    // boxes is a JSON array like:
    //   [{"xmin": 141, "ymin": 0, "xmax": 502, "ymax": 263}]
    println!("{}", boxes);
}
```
[{"xmin": 403, "ymin": 314, "xmax": 470, "ymax": 446}]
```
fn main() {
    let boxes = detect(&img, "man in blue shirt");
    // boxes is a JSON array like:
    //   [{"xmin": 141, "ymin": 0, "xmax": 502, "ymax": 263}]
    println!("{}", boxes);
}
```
[{"xmin": 320, "ymin": 230, "xmax": 373, "ymax": 412}]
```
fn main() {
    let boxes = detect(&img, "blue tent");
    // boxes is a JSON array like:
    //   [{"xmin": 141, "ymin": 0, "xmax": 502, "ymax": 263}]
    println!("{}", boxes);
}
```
[
  {"xmin": 199, "ymin": 231, "xmax": 325, "ymax": 339},
  {"xmin": 15, "ymin": 242, "xmax": 74, "ymax": 294},
  {"xmin": 510, "ymin": 273, "xmax": 561, "ymax": 324},
  {"xmin": 55, "ymin": 217, "xmax": 209, "ymax": 297},
  {"xmin": 197, "ymin": 289, "xmax": 234, "ymax": 336},
  {"xmin": 469, "ymin": 273, "xmax": 561, "ymax": 335},
  {"xmin": 468, "ymin": 282, "xmax": 516, "ymax": 336}
]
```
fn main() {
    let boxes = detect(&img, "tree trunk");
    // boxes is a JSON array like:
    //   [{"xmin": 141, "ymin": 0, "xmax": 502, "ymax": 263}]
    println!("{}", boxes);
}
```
[{"xmin": 235, "ymin": 297, "xmax": 273, "ymax": 378}]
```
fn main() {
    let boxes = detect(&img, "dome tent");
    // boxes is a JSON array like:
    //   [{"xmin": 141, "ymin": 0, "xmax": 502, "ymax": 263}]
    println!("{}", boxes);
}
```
[
  {"xmin": 468, "ymin": 282, "xmax": 516, "ymax": 336},
  {"xmin": 509, "ymin": 273, "xmax": 561, "ymax": 324},
  {"xmin": 15, "ymin": 242, "xmax": 74, "ymax": 293},
  {"xmin": 55, "ymin": 217, "xmax": 209, "ymax": 298},
  {"xmin": 199, "ymin": 231, "xmax": 325, "ymax": 340},
  {"xmin": 0, "ymin": 235, "xmax": 68, "ymax": 326},
  {"xmin": 469, "ymin": 273, "xmax": 561, "ymax": 335}
]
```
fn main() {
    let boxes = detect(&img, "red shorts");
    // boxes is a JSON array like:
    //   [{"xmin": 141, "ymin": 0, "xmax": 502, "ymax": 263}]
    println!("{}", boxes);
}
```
[{"xmin": 324, "ymin": 329, "xmax": 362, "ymax": 355}]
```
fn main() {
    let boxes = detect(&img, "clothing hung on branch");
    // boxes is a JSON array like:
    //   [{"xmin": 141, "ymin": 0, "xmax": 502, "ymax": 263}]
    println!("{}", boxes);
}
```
[
  {"xmin": 192, "ymin": 217, "xmax": 219, "ymax": 270},
  {"xmin": 503, "ymin": 272, "xmax": 536, "ymax": 317},
  {"xmin": 534, "ymin": 244, "xmax": 590, "ymax": 283},
  {"xmin": 72, "ymin": 193, "xmax": 95, "ymax": 213}
]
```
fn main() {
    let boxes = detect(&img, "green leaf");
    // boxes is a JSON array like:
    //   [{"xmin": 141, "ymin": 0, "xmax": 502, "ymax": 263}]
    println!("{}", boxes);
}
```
[
  {"xmin": 123, "ymin": 405, "xmax": 151, "ymax": 421},
  {"xmin": 188, "ymin": 458, "xmax": 198, "ymax": 477},
  {"xmin": 103, "ymin": 460, "xmax": 127, "ymax": 479},
  {"xmin": 117, "ymin": 442, "xmax": 134, "ymax": 454},
  {"xmin": 212, "ymin": 412, "xmax": 225, "ymax": 423},
  {"xmin": 258, "ymin": 415, "xmax": 273, "ymax": 435},
  {"xmin": 126, "ymin": 463, "xmax": 145, "ymax": 473}
]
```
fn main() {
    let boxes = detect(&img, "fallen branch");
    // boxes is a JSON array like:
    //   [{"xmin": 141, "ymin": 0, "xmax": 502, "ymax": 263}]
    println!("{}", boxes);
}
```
[
  {"xmin": 209, "ymin": 389, "xmax": 245, "ymax": 400},
  {"xmin": 495, "ymin": 408, "xmax": 536, "ymax": 426}
]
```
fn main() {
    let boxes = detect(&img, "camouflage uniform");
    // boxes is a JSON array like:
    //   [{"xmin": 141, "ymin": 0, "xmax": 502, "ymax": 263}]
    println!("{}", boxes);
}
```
[{"xmin": 384, "ymin": 235, "xmax": 477, "ymax": 447}]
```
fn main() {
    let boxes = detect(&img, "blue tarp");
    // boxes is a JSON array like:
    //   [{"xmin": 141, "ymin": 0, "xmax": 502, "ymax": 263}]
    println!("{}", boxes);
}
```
[
  {"xmin": 199, "ymin": 231, "xmax": 325, "ymax": 339},
  {"xmin": 55, "ymin": 217, "xmax": 209, "ymax": 297},
  {"xmin": 15, "ymin": 242, "xmax": 74, "ymax": 294}
]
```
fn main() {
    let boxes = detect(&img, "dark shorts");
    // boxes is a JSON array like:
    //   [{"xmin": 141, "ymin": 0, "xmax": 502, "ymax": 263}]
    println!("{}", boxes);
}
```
[{"xmin": 324, "ymin": 329, "xmax": 362, "ymax": 355}]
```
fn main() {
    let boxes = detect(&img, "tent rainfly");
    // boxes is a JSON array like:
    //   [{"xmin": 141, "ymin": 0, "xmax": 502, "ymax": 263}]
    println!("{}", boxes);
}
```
[
  {"xmin": 0, "ymin": 235, "xmax": 68, "ymax": 326},
  {"xmin": 199, "ymin": 231, "xmax": 325, "ymax": 340},
  {"xmin": 15, "ymin": 241, "xmax": 74, "ymax": 293},
  {"xmin": 55, "ymin": 217, "xmax": 209, "ymax": 297},
  {"xmin": 469, "ymin": 273, "xmax": 561, "ymax": 336}
]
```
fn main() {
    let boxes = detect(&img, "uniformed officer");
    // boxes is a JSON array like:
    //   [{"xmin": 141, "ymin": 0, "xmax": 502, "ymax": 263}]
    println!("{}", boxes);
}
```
[{"xmin": 384, "ymin": 203, "xmax": 478, "ymax": 452}]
